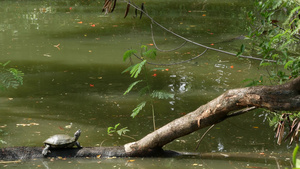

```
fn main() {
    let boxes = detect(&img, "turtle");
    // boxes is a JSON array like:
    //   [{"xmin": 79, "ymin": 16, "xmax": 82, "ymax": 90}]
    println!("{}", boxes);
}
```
[{"xmin": 42, "ymin": 129, "xmax": 82, "ymax": 156}]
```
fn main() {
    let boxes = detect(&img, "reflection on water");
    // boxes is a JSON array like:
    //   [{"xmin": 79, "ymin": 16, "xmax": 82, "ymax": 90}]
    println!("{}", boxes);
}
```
[{"xmin": 0, "ymin": 0, "xmax": 292, "ymax": 168}]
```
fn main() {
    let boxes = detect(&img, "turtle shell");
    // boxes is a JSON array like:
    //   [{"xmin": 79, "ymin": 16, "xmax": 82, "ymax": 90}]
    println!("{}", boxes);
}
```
[{"xmin": 44, "ymin": 134, "xmax": 76, "ymax": 148}]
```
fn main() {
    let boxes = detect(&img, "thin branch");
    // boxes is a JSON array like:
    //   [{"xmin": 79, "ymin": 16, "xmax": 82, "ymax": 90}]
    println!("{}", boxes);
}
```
[
  {"xmin": 151, "ymin": 24, "xmax": 187, "ymax": 52},
  {"xmin": 195, "ymin": 124, "xmax": 215, "ymax": 151},
  {"xmin": 122, "ymin": 0, "xmax": 276, "ymax": 63},
  {"xmin": 133, "ymin": 48, "xmax": 208, "ymax": 66}
]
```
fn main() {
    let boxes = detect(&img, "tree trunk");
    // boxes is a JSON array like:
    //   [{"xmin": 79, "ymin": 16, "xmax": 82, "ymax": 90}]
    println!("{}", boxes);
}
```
[
  {"xmin": 124, "ymin": 77, "xmax": 300, "ymax": 156},
  {"xmin": 1, "ymin": 77, "xmax": 300, "ymax": 160}
]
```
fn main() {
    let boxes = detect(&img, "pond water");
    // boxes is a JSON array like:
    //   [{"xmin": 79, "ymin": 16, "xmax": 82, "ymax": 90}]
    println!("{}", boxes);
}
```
[{"xmin": 0, "ymin": 0, "xmax": 293, "ymax": 168}]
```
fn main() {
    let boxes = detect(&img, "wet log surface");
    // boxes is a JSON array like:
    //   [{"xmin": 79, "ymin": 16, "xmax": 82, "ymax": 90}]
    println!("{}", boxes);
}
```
[
  {"xmin": 0, "ymin": 146, "xmax": 291, "ymax": 167},
  {"xmin": 0, "ymin": 146, "xmax": 179, "ymax": 160}
]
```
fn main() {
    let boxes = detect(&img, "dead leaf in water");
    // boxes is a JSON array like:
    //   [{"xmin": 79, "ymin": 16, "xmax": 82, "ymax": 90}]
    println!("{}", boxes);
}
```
[{"xmin": 16, "ymin": 123, "xmax": 39, "ymax": 127}]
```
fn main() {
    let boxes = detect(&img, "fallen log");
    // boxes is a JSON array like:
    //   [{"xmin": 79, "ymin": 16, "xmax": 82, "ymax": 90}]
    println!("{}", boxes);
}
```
[
  {"xmin": 1, "ymin": 77, "xmax": 299, "ymax": 160},
  {"xmin": 0, "ymin": 147, "xmax": 179, "ymax": 160}
]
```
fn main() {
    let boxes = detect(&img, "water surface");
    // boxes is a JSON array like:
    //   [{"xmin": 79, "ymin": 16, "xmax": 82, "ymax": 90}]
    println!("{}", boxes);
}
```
[{"xmin": 0, "ymin": 0, "xmax": 292, "ymax": 168}]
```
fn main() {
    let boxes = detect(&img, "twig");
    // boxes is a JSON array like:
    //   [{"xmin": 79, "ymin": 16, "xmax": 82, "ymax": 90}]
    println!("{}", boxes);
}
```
[
  {"xmin": 151, "ymin": 24, "xmax": 187, "ymax": 52},
  {"xmin": 133, "ymin": 48, "xmax": 208, "ymax": 66},
  {"xmin": 123, "ymin": 0, "xmax": 276, "ymax": 63},
  {"xmin": 195, "ymin": 124, "xmax": 215, "ymax": 151}
]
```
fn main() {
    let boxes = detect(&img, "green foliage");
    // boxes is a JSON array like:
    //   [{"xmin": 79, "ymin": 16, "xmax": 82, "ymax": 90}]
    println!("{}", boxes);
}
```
[
  {"xmin": 122, "ymin": 45, "xmax": 174, "ymax": 130},
  {"xmin": 247, "ymin": 0, "xmax": 300, "ymax": 84},
  {"xmin": 236, "ymin": 44, "xmax": 245, "ymax": 57},
  {"xmin": 0, "ymin": 61, "xmax": 24, "ymax": 90},
  {"xmin": 124, "ymin": 80, "xmax": 143, "ymax": 95},
  {"xmin": 0, "ymin": 129, "xmax": 7, "ymax": 145},
  {"xmin": 129, "ymin": 60, "xmax": 147, "ymax": 78},
  {"xmin": 107, "ymin": 123, "xmax": 130, "ymax": 136},
  {"xmin": 150, "ymin": 90, "xmax": 174, "ymax": 100},
  {"xmin": 123, "ymin": 49, "xmax": 137, "ymax": 61},
  {"xmin": 131, "ymin": 101, "xmax": 146, "ymax": 118},
  {"xmin": 242, "ymin": 76, "xmax": 263, "ymax": 87},
  {"xmin": 293, "ymin": 144, "xmax": 300, "ymax": 168},
  {"xmin": 247, "ymin": 0, "xmax": 300, "ymax": 146}
]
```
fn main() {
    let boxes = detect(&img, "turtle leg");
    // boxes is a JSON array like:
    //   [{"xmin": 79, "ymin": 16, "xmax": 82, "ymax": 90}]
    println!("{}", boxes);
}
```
[
  {"xmin": 42, "ymin": 144, "xmax": 51, "ymax": 156},
  {"xmin": 75, "ymin": 141, "xmax": 82, "ymax": 148}
]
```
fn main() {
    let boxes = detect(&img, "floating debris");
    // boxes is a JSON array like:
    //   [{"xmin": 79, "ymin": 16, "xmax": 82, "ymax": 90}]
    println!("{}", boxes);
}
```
[{"xmin": 16, "ymin": 123, "xmax": 39, "ymax": 127}]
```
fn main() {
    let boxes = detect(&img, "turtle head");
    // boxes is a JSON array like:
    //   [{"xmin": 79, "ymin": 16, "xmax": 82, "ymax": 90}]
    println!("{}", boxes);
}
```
[{"xmin": 74, "ymin": 129, "xmax": 81, "ymax": 140}]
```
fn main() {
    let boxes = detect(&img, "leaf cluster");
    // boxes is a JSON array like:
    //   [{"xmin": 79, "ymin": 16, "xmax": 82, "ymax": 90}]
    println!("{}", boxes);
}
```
[
  {"xmin": 107, "ymin": 123, "xmax": 130, "ymax": 136},
  {"xmin": 247, "ymin": 0, "xmax": 300, "ymax": 85},
  {"xmin": 122, "ymin": 46, "xmax": 174, "ymax": 119},
  {"xmin": 0, "ymin": 61, "xmax": 24, "ymax": 91}
]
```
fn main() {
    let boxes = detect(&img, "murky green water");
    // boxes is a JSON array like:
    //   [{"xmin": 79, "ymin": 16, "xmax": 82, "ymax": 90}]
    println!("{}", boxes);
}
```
[{"xmin": 0, "ymin": 0, "xmax": 293, "ymax": 168}]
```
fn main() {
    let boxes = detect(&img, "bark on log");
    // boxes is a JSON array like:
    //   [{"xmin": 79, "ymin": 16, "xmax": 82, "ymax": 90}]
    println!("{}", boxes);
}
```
[
  {"xmin": 124, "ymin": 77, "xmax": 300, "ymax": 156},
  {"xmin": 0, "ymin": 147, "xmax": 178, "ymax": 160},
  {"xmin": 1, "ymin": 77, "xmax": 300, "ymax": 160}
]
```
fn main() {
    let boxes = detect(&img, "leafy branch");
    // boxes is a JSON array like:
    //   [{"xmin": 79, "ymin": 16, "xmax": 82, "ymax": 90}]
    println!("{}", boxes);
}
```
[
  {"xmin": 122, "ymin": 46, "xmax": 174, "ymax": 130},
  {"xmin": 107, "ymin": 123, "xmax": 130, "ymax": 136}
]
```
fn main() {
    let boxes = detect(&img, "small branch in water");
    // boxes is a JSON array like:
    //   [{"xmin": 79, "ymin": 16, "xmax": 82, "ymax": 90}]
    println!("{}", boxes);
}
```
[{"xmin": 195, "ymin": 124, "xmax": 215, "ymax": 151}]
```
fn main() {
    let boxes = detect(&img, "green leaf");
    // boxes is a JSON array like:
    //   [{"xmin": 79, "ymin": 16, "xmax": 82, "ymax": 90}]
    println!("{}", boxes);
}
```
[
  {"xmin": 0, "ymin": 66, "xmax": 24, "ymax": 90},
  {"xmin": 143, "ymin": 49, "xmax": 157, "ymax": 60},
  {"xmin": 236, "ymin": 44, "xmax": 245, "ymax": 57},
  {"xmin": 141, "ymin": 45, "xmax": 148, "ymax": 51},
  {"xmin": 284, "ymin": 60, "xmax": 294, "ymax": 69},
  {"xmin": 131, "ymin": 101, "xmax": 147, "ymax": 118},
  {"xmin": 2, "ymin": 61, "xmax": 10, "ymax": 67},
  {"xmin": 296, "ymin": 159, "xmax": 300, "ymax": 168},
  {"xmin": 122, "ymin": 65, "xmax": 134, "ymax": 74},
  {"xmin": 260, "ymin": 62, "xmax": 271, "ymax": 67},
  {"xmin": 150, "ymin": 67, "xmax": 166, "ymax": 71},
  {"xmin": 116, "ymin": 127, "xmax": 130, "ymax": 136},
  {"xmin": 114, "ymin": 123, "xmax": 120, "ymax": 129},
  {"xmin": 124, "ymin": 80, "xmax": 143, "ymax": 95},
  {"xmin": 150, "ymin": 90, "xmax": 174, "ymax": 99},
  {"xmin": 240, "ymin": 44, "xmax": 245, "ymax": 53},
  {"xmin": 293, "ymin": 144, "xmax": 299, "ymax": 166},
  {"xmin": 123, "ymin": 49, "xmax": 137, "ymax": 61},
  {"xmin": 130, "ymin": 60, "xmax": 147, "ymax": 78}
]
